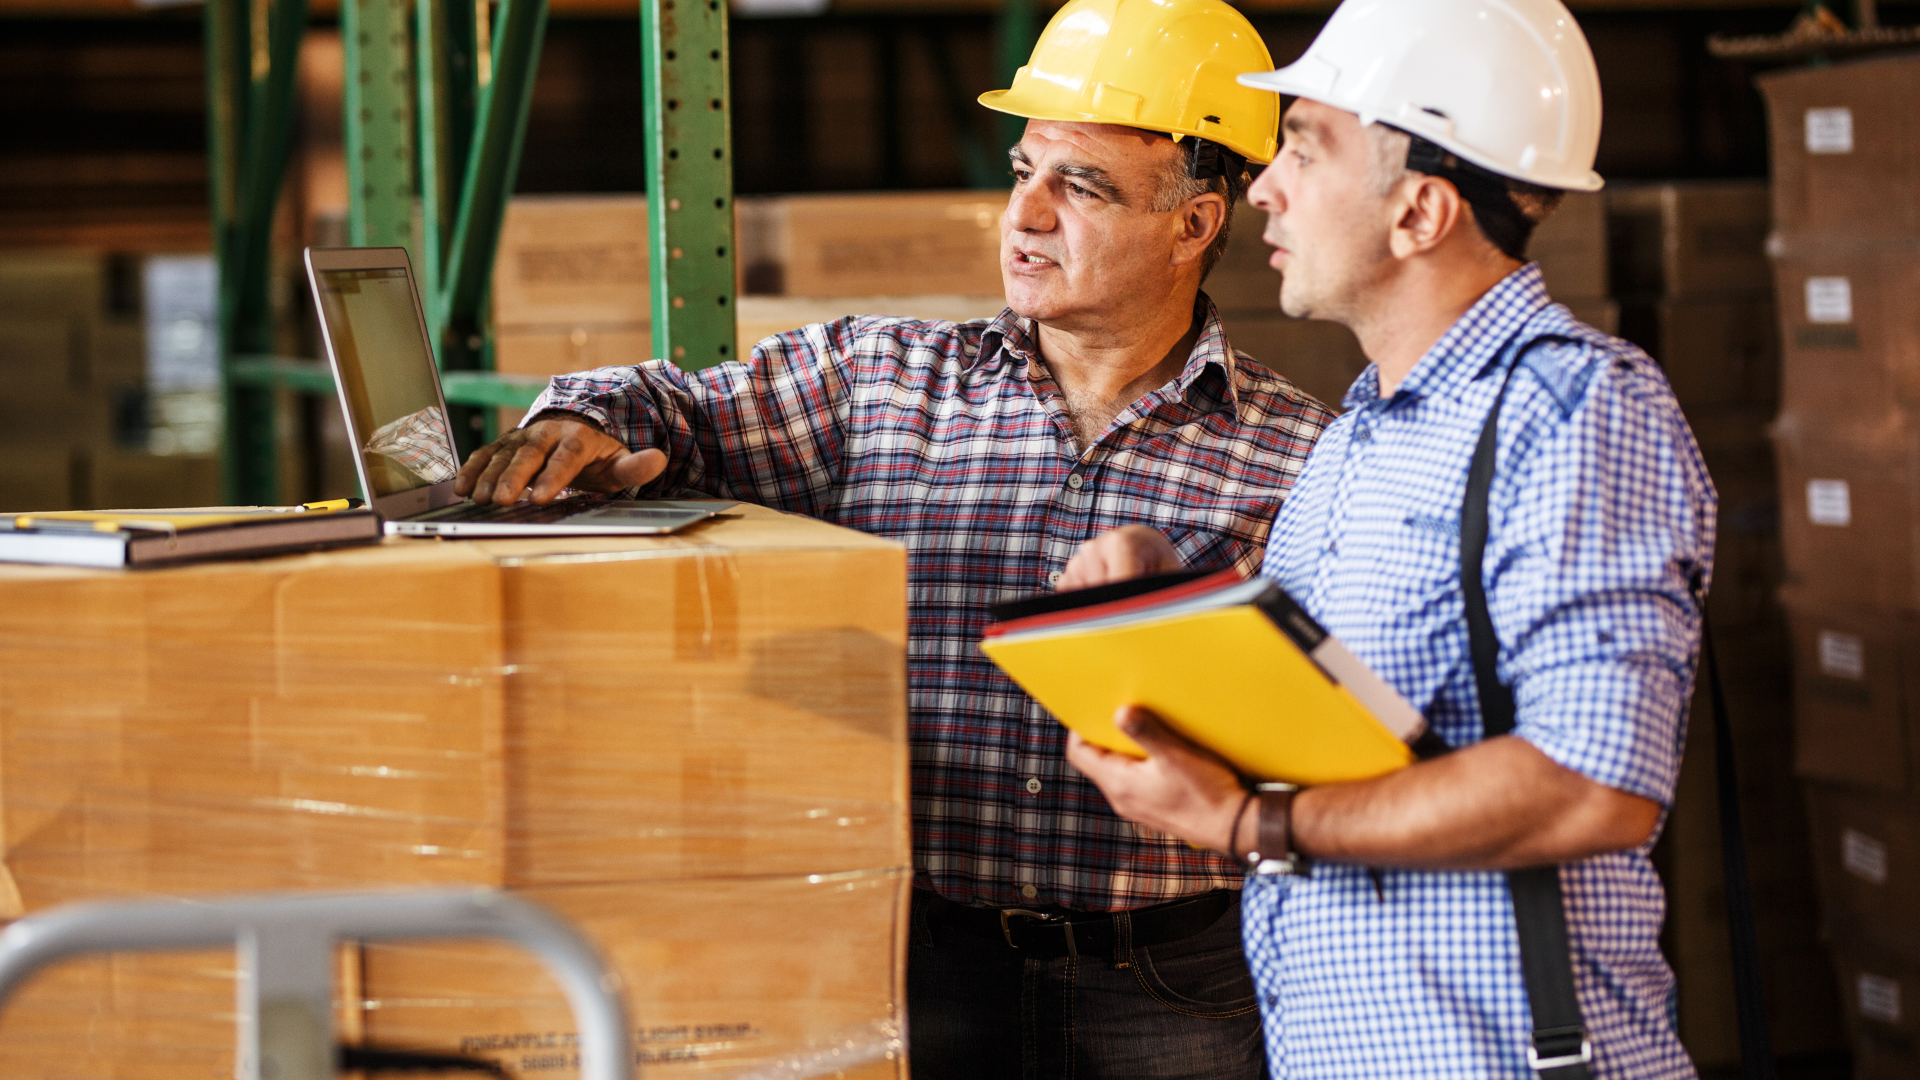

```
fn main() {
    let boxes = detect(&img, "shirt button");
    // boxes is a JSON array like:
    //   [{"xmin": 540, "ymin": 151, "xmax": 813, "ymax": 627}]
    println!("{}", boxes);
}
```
[
  {"xmin": 1021, "ymin": 884, "xmax": 1038, "ymax": 899},
  {"xmin": 1026, "ymin": 777, "xmax": 1042, "ymax": 794},
  {"xmin": 1066, "ymin": 473, "xmax": 1085, "ymax": 491},
  {"xmin": 1355, "ymin": 427, "xmax": 1372, "ymax": 442},
  {"xmin": 1047, "ymin": 570, "xmax": 1064, "ymax": 587}
]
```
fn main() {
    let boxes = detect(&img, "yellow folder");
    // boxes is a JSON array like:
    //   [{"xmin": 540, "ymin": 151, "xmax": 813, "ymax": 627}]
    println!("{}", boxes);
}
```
[{"xmin": 981, "ymin": 587, "xmax": 1425, "ymax": 786}]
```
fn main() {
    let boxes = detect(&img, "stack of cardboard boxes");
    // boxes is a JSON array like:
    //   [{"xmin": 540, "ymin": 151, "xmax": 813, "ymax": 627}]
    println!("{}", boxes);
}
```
[
  {"xmin": 0, "ymin": 250, "xmax": 223, "ymax": 513},
  {"xmin": 1608, "ymin": 180, "xmax": 1848, "ymax": 1066},
  {"xmin": 491, "ymin": 191, "xmax": 1008, "ymax": 384},
  {"xmin": 0, "ymin": 508, "xmax": 911, "ymax": 1079},
  {"xmin": 1760, "ymin": 52, "xmax": 1920, "ymax": 1078}
]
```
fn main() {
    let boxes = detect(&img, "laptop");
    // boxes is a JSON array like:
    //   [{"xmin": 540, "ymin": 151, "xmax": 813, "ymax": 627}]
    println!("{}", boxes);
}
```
[{"xmin": 303, "ymin": 246, "xmax": 733, "ymax": 537}]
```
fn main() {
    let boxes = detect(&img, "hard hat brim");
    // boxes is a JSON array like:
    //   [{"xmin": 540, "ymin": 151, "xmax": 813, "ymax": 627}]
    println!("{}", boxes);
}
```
[
  {"xmin": 979, "ymin": 88, "xmax": 1277, "ymax": 165},
  {"xmin": 1236, "ymin": 68, "xmax": 1604, "ymax": 193}
]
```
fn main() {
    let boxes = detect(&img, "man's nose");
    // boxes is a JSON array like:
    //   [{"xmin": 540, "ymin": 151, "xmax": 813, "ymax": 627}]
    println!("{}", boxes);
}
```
[
  {"xmin": 1005, "ymin": 175, "xmax": 1056, "ymax": 234},
  {"xmin": 1246, "ymin": 163, "xmax": 1284, "ymax": 213}
]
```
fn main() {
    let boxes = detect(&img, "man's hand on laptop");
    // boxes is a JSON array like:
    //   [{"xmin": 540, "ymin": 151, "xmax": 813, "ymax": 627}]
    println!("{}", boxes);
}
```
[
  {"xmin": 1059, "ymin": 525, "xmax": 1182, "ymax": 590},
  {"xmin": 454, "ymin": 414, "xmax": 668, "ymax": 506}
]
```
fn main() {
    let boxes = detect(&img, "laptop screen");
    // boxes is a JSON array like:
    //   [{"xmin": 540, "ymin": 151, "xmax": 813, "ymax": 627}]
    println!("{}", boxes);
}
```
[{"xmin": 313, "ymin": 266, "xmax": 459, "ymax": 497}]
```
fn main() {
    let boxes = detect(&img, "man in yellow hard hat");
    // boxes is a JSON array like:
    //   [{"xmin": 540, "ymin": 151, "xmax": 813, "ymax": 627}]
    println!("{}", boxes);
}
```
[{"xmin": 453, "ymin": 2, "xmax": 1327, "ymax": 1073}]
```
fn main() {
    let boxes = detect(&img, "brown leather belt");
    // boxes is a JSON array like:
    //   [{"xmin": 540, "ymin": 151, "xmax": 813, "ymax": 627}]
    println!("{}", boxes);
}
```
[{"xmin": 913, "ymin": 887, "xmax": 1234, "ymax": 959}]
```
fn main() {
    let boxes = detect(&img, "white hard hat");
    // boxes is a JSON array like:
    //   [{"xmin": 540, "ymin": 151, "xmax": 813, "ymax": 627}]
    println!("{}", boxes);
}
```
[{"xmin": 1237, "ymin": 0, "xmax": 1604, "ymax": 192}]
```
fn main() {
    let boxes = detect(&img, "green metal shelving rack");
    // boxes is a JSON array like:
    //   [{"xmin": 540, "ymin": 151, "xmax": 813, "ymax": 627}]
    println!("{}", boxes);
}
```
[
  {"xmin": 207, "ymin": 0, "xmax": 744, "ymax": 503},
  {"xmin": 207, "ymin": 0, "xmax": 1037, "ymax": 504}
]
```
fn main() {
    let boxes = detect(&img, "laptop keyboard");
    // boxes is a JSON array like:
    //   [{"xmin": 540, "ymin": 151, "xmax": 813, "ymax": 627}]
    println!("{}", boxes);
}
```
[{"xmin": 417, "ymin": 495, "xmax": 609, "ymax": 524}]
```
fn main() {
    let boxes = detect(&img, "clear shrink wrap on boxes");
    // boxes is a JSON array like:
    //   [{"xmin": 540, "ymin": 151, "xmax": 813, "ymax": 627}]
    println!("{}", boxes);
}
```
[{"xmin": 0, "ymin": 504, "xmax": 911, "ymax": 1080}]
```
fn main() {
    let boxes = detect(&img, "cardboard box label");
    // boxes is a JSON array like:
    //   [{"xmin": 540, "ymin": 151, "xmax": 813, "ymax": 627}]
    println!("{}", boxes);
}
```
[
  {"xmin": 1859, "ymin": 972, "xmax": 1902, "ymax": 1024},
  {"xmin": 1807, "ymin": 479, "xmax": 1852, "ymax": 526},
  {"xmin": 1819, "ymin": 630, "xmax": 1866, "ymax": 678},
  {"xmin": 1805, "ymin": 276, "xmax": 1854, "ymax": 323},
  {"xmin": 1843, "ymin": 827, "xmax": 1890, "ymax": 884},
  {"xmin": 1805, "ymin": 107, "xmax": 1855, "ymax": 154}
]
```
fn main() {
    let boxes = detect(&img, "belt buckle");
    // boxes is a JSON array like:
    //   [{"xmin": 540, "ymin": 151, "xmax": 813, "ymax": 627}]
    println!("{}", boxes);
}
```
[{"xmin": 999, "ymin": 907, "xmax": 1077, "ymax": 953}]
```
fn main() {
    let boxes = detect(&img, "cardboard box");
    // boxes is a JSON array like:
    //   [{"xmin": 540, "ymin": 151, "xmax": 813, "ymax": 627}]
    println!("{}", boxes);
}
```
[
  {"xmin": 0, "ymin": 507, "xmax": 909, "ymax": 898},
  {"xmin": 495, "ymin": 323, "xmax": 655, "ymax": 381},
  {"xmin": 1214, "ymin": 309, "xmax": 1369, "ymax": 412},
  {"xmin": 1781, "ymin": 594, "xmax": 1919, "ymax": 793},
  {"xmin": 0, "ymin": 251, "xmax": 106, "ymax": 321},
  {"xmin": 1772, "ymin": 410, "xmax": 1920, "ymax": 612},
  {"xmin": 0, "ymin": 507, "xmax": 910, "ymax": 1078},
  {"xmin": 1805, "ymin": 783, "xmax": 1920, "ymax": 963},
  {"xmin": 87, "ymin": 451, "xmax": 223, "ymax": 510},
  {"xmin": 0, "ymin": 448, "xmax": 76, "ymax": 513},
  {"xmin": 738, "ymin": 190, "xmax": 1006, "ymax": 298},
  {"xmin": 736, "ymin": 295, "xmax": 1006, "ymax": 353},
  {"xmin": 493, "ymin": 295, "xmax": 1009, "ymax": 384},
  {"xmin": 492, "ymin": 196, "xmax": 653, "ymax": 330},
  {"xmin": 1562, "ymin": 297, "xmax": 1619, "ymax": 337},
  {"xmin": 1653, "ymin": 296, "xmax": 1779, "ymax": 412},
  {"xmin": 1527, "ymin": 190, "xmax": 1608, "ymax": 301},
  {"xmin": 1825, "ymin": 945, "xmax": 1920, "ymax": 1080},
  {"xmin": 1760, "ymin": 53, "xmax": 1920, "ymax": 240},
  {"xmin": 0, "ymin": 875, "xmax": 907, "ymax": 1080},
  {"xmin": 1607, "ymin": 181, "xmax": 1773, "ymax": 298},
  {"xmin": 1662, "ymin": 618, "xmax": 1844, "ymax": 1063},
  {"xmin": 1771, "ymin": 241, "xmax": 1920, "ymax": 419},
  {"xmin": 359, "ymin": 874, "xmax": 906, "ymax": 1078},
  {"xmin": 1203, "ymin": 201, "xmax": 1283, "ymax": 312}
]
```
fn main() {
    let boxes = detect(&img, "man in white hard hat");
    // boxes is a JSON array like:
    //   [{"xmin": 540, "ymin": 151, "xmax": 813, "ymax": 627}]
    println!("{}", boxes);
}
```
[
  {"xmin": 1064, "ymin": 0, "xmax": 1714, "ymax": 1077},
  {"xmin": 451, "ymin": 0, "xmax": 1333, "ymax": 1073}
]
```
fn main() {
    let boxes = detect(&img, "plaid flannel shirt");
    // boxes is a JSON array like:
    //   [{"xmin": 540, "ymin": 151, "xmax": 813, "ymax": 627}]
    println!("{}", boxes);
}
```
[
  {"xmin": 365, "ymin": 406, "xmax": 459, "ymax": 485},
  {"xmin": 527, "ymin": 298, "xmax": 1334, "ymax": 911}
]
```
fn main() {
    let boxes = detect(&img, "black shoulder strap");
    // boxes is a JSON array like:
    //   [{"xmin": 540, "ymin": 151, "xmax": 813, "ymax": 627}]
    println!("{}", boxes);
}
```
[
  {"xmin": 1460, "ymin": 354, "xmax": 1592, "ymax": 1080},
  {"xmin": 1460, "ymin": 341, "xmax": 1775, "ymax": 1079}
]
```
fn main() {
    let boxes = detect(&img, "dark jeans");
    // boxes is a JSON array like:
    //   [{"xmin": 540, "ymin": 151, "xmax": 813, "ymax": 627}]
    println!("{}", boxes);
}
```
[{"xmin": 906, "ymin": 889, "xmax": 1265, "ymax": 1080}]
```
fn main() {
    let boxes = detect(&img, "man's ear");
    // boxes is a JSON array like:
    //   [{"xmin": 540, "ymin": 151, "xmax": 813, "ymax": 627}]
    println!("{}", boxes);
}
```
[
  {"xmin": 1386, "ymin": 175, "xmax": 1466, "ymax": 260},
  {"xmin": 1171, "ymin": 192, "xmax": 1228, "ymax": 268}
]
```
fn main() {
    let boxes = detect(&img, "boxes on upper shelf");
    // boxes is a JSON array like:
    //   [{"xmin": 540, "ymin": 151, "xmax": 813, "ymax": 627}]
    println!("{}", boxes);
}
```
[
  {"xmin": 1781, "ymin": 593, "xmax": 1920, "ymax": 794},
  {"xmin": 1804, "ymin": 783, "xmax": 1920, "ymax": 962},
  {"xmin": 1213, "ymin": 309, "xmax": 1369, "ymax": 412},
  {"xmin": 1772, "ymin": 410, "xmax": 1920, "ymax": 612},
  {"xmin": 1607, "ymin": 181, "xmax": 1773, "ymax": 298},
  {"xmin": 738, "ymin": 190, "xmax": 1007, "ymax": 298},
  {"xmin": 1526, "ymin": 190, "xmax": 1608, "ymax": 302},
  {"xmin": 1651, "ymin": 296, "xmax": 1779, "ymax": 411},
  {"xmin": 1824, "ymin": 945, "xmax": 1920, "ymax": 1080},
  {"xmin": 492, "ymin": 196, "xmax": 653, "ymax": 330},
  {"xmin": 1771, "ymin": 239, "xmax": 1920, "ymax": 420},
  {"xmin": 1760, "ymin": 53, "xmax": 1920, "ymax": 241}
]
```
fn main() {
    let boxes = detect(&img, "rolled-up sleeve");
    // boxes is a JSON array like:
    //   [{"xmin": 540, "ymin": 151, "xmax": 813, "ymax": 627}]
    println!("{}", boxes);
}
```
[
  {"xmin": 524, "ymin": 319, "xmax": 861, "ymax": 516},
  {"xmin": 1488, "ymin": 353, "xmax": 1718, "ymax": 806}
]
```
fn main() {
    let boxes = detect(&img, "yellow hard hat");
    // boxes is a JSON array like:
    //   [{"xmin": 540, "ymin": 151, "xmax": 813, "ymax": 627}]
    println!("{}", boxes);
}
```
[{"xmin": 979, "ymin": 0, "xmax": 1279, "ymax": 165}]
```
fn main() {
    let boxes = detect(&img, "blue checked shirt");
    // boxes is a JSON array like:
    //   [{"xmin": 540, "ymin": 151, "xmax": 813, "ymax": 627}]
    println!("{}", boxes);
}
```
[
  {"xmin": 1245, "ymin": 265, "xmax": 1715, "ymax": 1078},
  {"xmin": 524, "ymin": 298, "xmax": 1335, "ymax": 911}
]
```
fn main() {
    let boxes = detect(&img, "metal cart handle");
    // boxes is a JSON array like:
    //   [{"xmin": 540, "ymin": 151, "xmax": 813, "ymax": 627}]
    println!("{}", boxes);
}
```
[{"xmin": 0, "ymin": 888, "xmax": 634, "ymax": 1080}]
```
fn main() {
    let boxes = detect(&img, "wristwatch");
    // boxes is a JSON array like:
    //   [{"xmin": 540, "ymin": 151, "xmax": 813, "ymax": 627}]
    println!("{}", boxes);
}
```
[{"xmin": 1246, "ymin": 782, "xmax": 1310, "ymax": 876}]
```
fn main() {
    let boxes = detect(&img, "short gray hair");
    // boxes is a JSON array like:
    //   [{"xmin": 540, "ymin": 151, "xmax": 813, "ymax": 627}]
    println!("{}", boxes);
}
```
[{"xmin": 1151, "ymin": 139, "xmax": 1247, "ymax": 280}]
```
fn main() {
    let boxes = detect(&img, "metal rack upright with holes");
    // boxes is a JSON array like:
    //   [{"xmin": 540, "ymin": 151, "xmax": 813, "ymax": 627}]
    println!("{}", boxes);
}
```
[{"xmin": 208, "ymin": 0, "xmax": 741, "ymax": 504}]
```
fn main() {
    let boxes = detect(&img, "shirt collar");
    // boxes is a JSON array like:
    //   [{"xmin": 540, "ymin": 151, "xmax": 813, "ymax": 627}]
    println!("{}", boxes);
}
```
[
  {"xmin": 1341, "ymin": 262, "xmax": 1553, "ymax": 411},
  {"xmin": 978, "ymin": 293, "xmax": 1243, "ymax": 415}
]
